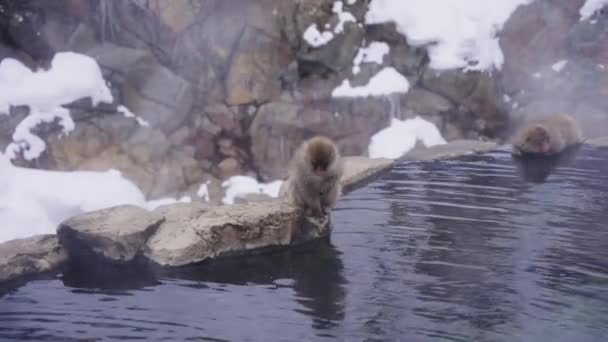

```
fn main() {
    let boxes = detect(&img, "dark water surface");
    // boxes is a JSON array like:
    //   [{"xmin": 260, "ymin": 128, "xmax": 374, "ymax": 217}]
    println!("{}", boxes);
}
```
[{"xmin": 2, "ymin": 146, "xmax": 608, "ymax": 341}]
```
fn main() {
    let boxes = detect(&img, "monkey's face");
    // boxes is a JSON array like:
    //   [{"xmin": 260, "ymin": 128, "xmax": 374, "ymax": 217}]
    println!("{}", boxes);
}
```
[
  {"xmin": 307, "ymin": 139, "xmax": 335, "ymax": 177},
  {"xmin": 517, "ymin": 125, "xmax": 551, "ymax": 154}
]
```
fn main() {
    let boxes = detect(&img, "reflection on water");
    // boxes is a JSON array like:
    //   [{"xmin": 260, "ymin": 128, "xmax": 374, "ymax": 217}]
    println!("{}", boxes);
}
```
[{"xmin": 2, "ymin": 146, "xmax": 608, "ymax": 341}]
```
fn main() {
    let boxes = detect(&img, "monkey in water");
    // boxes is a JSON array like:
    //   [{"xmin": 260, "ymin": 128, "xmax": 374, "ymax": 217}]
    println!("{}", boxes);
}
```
[
  {"xmin": 511, "ymin": 114, "xmax": 583, "ymax": 156},
  {"xmin": 286, "ymin": 136, "xmax": 344, "ymax": 218}
]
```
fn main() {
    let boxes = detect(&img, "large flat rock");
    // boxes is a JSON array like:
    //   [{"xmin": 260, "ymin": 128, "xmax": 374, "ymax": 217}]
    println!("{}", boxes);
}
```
[
  {"xmin": 0, "ymin": 235, "xmax": 67, "ymax": 284},
  {"xmin": 145, "ymin": 201, "xmax": 326, "ymax": 267},
  {"xmin": 341, "ymin": 156, "xmax": 394, "ymax": 191},
  {"xmin": 586, "ymin": 136, "xmax": 608, "ymax": 147},
  {"xmin": 57, "ymin": 205, "xmax": 164, "ymax": 264},
  {"xmin": 403, "ymin": 140, "xmax": 499, "ymax": 161}
]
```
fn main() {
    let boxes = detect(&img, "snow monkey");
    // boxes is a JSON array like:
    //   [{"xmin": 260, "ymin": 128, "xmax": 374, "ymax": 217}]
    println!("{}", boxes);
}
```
[
  {"xmin": 512, "ymin": 114, "xmax": 583, "ymax": 156},
  {"xmin": 287, "ymin": 136, "xmax": 344, "ymax": 218}
]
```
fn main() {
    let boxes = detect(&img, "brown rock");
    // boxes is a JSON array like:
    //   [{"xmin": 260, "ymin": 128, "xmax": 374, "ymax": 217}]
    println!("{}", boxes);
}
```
[
  {"xmin": 250, "ymin": 99, "xmax": 391, "ymax": 179},
  {"xmin": 217, "ymin": 158, "xmax": 242, "ymax": 178},
  {"xmin": 145, "ymin": 200, "xmax": 328, "ymax": 266},
  {"xmin": 0, "ymin": 235, "xmax": 67, "ymax": 284},
  {"xmin": 225, "ymin": 26, "xmax": 289, "ymax": 105}
]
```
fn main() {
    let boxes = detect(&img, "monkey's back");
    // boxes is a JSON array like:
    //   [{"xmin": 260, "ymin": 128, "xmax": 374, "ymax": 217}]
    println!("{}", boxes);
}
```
[{"xmin": 539, "ymin": 114, "xmax": 583, "ymax": 151}]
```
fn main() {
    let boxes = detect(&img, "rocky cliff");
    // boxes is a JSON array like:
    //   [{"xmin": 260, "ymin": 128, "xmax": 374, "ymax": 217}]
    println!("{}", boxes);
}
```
[{"xmin": 1, "ymin": 0, "xmax": 606, "ymax": 202}]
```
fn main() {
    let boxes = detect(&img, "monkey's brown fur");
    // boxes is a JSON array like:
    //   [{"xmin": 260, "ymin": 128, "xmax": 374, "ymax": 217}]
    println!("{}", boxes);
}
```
[
  {"xmin": 286, "ymin": 136, "xmax": 344, "ymax": 217},
  {"xmin": 512, "ymin": 114, "xmax": 583, "ymax": 156}
]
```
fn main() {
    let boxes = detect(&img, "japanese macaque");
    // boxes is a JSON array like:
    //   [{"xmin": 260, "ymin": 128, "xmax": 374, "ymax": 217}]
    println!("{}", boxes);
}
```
[
  {"xmin": 285, "ymin": 136, "xmax": 344, "ymax": 218},
  {"xmin": 512, "ymin": 114, "xmax": 583, "ymax": 156}
]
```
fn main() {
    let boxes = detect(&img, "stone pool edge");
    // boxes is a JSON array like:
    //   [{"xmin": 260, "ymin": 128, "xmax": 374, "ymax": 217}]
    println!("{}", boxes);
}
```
[{"xmin": 0, "ymin": 139, "xmax": 500, "ymax": 287}]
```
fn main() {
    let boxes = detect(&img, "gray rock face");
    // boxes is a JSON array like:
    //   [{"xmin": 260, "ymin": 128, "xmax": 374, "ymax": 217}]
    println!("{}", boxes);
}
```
[
  {"xmin": 57, "ymin": 205, "xmax": 164, "ymax": 263},
  {"xmin": 225, "ymin": 26, "xmax": 287, "ymax": 105},
  {"xmin": 0, "ymin": 235, "xmax": 67, "ymax": 284},
  {"xmin": 123, "ymin": 58, "xmax": 194, "ymax": 134}
]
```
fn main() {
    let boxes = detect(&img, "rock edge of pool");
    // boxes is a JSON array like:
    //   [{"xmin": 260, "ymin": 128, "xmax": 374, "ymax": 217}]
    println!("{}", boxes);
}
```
[{"xmin": 6, "ymin": 137, "xmax": 603, "ymax": 289}]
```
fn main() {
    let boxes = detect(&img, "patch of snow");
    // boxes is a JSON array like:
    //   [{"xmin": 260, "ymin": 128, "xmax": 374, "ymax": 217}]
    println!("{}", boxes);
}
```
[
  {"xmin": 0, "ymin": 158, "xmax": 148, "ymax": 243},
  {"xmin": 368, "ymin": 117, "xmax": 446, "ymax": 159},
  {"xmin": 303, "ymin": 1, "xmax": 357, "ymax": 47},
  {"xmin": 503, "ymin": 94, "xmax": 512, "ymax": 103},
  {"xmin": 353, "ymin": 41, "xmax": 390, "ymax": 74},
  {"xmin": 117, "ymin": 105, "xmax": 150, "ymax": 127},
  {"xmin": 221, "ymin": 176, "xmax": 283, "ymax": 205},
  {"xmin": 303, "ymin": 24, "xmax": 335, "ymax": 47},
  {"xmin": 145, "ymin": 196, "xmax": 192, "ymax": 211},
  {"xmin": 0, "ymin": 52, "xmax": 113, "ymax": 160},
  {"xmin": 333, "ymin": 67, "xmax": 410, "ymax": 98},
  {"xmin": 532, "ymin": 72, "xmax": 542, "ymax": 79},
  {"xmin": 347, "ymin": 0, "xmax": 357, "ymax": 4},
  {"xmin": 5, "ymin": 107, "xmax": 74, "ymax": 160},
  {"xmin": 365, "ymin": 0, "xmax": 531, "ymax": 70},
  {"xmin": 333, "ymin": 1, "xmax": 357, "ymax": 34},
  {"xmin": 580, "ymin": 0, "xmax": 608, "ymax": 21},
  {"xmin": 197, "ymin": 181, "xmax": 210, "ymax": 202},
  {"xmin": 551, "ymin": 60, "xmax": 568, "ymax": 73}
]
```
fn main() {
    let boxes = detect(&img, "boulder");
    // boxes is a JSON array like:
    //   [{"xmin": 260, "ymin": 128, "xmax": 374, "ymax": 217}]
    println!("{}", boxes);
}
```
[
  {"xmin": 250, "ymin": 99, "xmax": 391, "ymax": 179},
  {"xmin": 57, "ymin": 205, "xmax": 164, "ymax": 264},
  {"xmin": 0, "ymin": 235, "xmax": 67, "ymax": 284},
  {"xmin": 403, "ymin": 140, "xmax": 499, "ymax": 161},
  {"xmin": 145, "ymin": 201, "xmax": 327, "ymax": 266},
  {"xmin": 400, "ymin": 88, "xmax": 454, "ymax": 117},
  {"xmin": 122, "ymin": 57, "xmax": 194, "ymax": 133},
  {"xmin": 225, "ymin": 26, "xmax": 289, "ymax": 105},
  {"xmin": 421, "ymin": 69, "xmax": 508, "ymax": 137},
  {"xmin": 298, "ymin": 21, "xmax": 364, "ymax": 76}
]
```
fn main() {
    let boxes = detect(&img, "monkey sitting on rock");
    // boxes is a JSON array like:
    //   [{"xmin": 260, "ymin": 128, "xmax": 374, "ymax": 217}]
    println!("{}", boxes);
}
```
[
  {"xmin": 511, "ymin": 114, "xmax": 583, "ymax": 156},
  {"xmin": 284, "ymin": 136, "xmax": 344, "ymax": 218}
]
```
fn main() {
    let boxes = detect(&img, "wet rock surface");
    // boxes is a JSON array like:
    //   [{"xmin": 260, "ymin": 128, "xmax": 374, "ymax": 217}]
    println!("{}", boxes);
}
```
[
  {"xmin": 0, "ymin": 235, "xmax": 67, "ymax": 285},
  {"xmin": 57, "ymin": 206, "xmax": 164, "ymax": 264},
  {"xmin": 403, "ymin": 140, "xmax": 500, "ymax": 161}
]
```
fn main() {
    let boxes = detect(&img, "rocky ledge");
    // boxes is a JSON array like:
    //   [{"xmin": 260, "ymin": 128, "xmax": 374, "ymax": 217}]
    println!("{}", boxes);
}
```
[
  {"xmin": 0, "ymin": 235, "xmax": 67, "ymax": 286},
  {"xmin": 0, "ymin": 141, "xmax": 503, "ymax": 285}
]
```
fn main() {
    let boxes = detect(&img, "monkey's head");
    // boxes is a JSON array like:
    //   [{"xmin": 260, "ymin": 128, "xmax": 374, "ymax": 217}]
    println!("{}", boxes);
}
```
[
  {"xmin": 307, "ymin": 136, "xmax": 337, "ymax": 177},
  {"xmin": 514, "ymin": 125, "xmax": 551, "ymax": 155}
]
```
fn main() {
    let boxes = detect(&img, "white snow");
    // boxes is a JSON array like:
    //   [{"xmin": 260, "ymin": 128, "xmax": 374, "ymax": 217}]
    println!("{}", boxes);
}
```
[
  {"xmin": 303, "ymin": 24, "xmax": 335, "ymax": 48},
  {"xmin": 365, "ymin": 0, "xmax": 531, "ymax": 70},
  {"xmin": 0, "ymin": 52, "xmax": 113, "ymax": 160},
  {"xmin": 197, "ymin": 181, "xmax": 210, "ymax": 202},
  {"xmin": 532, "ymin": 72, "xmax": 542, "ymax": 79},
  {"xmin": 551, "ymin": 60, "xmax": 568, "ymax": 73},
  {"xmin": 353, "ymin": 41, "xmax": 390, "ymax": 74},
  {"xmin": 332, "ymin": 1, "xmax": 357, "ymax": 34},
  {"xmin": 0, "ymin": 156, "xmax": 148, "ymax": 243},
  {"xmin": 303, "ymin": 1, "xmax": 357, "ymax": 47},
  {"xmin": 5, "ymin": 107, "xmax": 74, "ymax": 160},
  {"xmin": 368, "ymin": 117, "xmax": 446, "ymax": 159},
  {"xmin": 580, "ymin": 0, "xmax": 608, "ymax": 20},
  {"xmin": 221, "ymin": 176, "xmax": 283, "ymax": 205},
  {"xmin": 145, "ymin": 196, "xmax": 192, "ymax": 211},
  {"xmin": 117, "ymin": 105, "xmax": 150, "ymax": 127},
  {"xmin": 0, "ymin": 52, "xmax": 112, "ymax": 113},
  {"xmin": 333, "ymin": 67, "xmax": 410, "ymax": 98}
]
